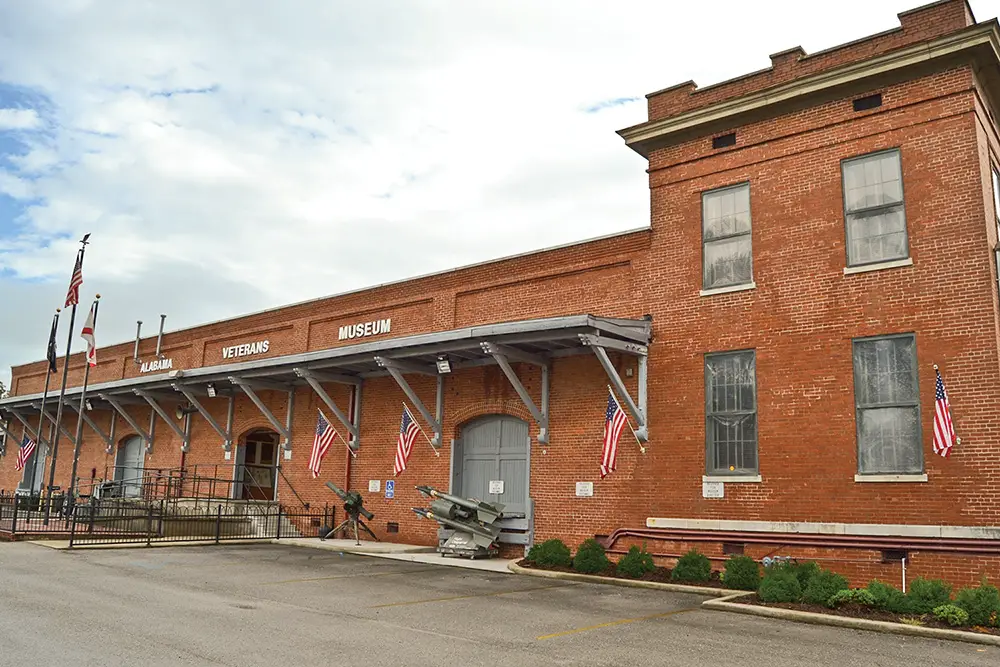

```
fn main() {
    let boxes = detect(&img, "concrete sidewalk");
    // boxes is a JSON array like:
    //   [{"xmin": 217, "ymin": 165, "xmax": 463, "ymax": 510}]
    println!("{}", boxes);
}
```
[{"xmin": 275, "ymin": 536, "xmax": 517, "ymax": 573}]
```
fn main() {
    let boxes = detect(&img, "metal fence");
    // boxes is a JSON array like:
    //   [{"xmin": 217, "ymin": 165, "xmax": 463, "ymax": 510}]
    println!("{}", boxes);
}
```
[{"xmin": 0, "ymin": 493, "xmax": 335, "ymax": 547}]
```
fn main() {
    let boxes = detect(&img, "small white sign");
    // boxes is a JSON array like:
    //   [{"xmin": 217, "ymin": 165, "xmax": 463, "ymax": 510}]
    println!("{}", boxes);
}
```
[
  {"xmin": 575, "ymin": 482, "xmax": 594, "ymax": 497},
  {"xmin": 139, "ymin": 358, "xmax": 173, "ymax": 374},
  {"xmin": 224, "ymin": 451, "xmax": 232, "ymax": 461},
  {"xmin": 283, "ymin": 449, "xmax": 292, "ymax": 460},
  {"xmin": 369, "ymin": 479, "xmax": 381, "ymax": 493},
  {"xmin": 702, "ymin": 481, "xmax": 724, "ymax": 499},
  {"xmin": 488, "ymin": 480, "xmax": 504, "ymax": 495},
  {"xmin": 222, "ymin": 339, "xmax": 270, "ymax": 360}
]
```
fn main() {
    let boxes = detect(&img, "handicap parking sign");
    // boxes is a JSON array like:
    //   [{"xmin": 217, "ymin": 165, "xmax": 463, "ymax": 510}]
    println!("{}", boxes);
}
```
[{"xmin": 385, "ymin": 480, "xmax": 395, "ymax": 499}]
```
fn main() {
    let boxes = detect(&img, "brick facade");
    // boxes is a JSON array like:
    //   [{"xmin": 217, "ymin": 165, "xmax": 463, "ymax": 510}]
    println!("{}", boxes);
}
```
[{"xmin": 2, "ymin": 0, "xmax": 1000, "ymax": 588}]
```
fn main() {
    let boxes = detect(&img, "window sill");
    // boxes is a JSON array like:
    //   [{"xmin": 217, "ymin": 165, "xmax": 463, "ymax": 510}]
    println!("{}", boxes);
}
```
[
  {"xmin": 854, "ymin": 473, "xmax": 927, "ymax": 483},
  {"xmin": 703, "ymin": 475, "xmax": 762, "ymax": 483},
  {"xmin": 700, "ymin": 282, "xmax": 756, "ymax": 297},
  {"xmin": 843, "ymin": 257, "xmax": 913, "ymax": 275}
]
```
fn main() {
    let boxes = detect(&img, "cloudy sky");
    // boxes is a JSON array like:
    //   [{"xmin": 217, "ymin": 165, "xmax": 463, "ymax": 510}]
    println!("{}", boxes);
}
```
[{"xmin": 0, "ymin": 0, "xmax": 994, "ymax": 388}]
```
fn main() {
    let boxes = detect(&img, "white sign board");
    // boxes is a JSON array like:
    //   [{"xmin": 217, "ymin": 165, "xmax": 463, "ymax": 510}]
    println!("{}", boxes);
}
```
[
  {"xmin": 222, "ymin": 339, "xmax": 270, "ymax": 360},
  {"xmin": 368, "ymin": 479, "xmax": 381, "ymax": 493},
  {"xmin": 339, "ymin": 318, "xmax": 392, "ymax": 341},
  {"xmin": 702, "ymin": 481, "xmax": 724, "ymax": 499},
  {"xmin": 488, "ymin": 480, "xmax": 504, "ymax": 495},
  {"xmin": 575, "ymin": 482, "xmax": 594, "ymax": 497},
  {"xmin": 139, "ymin": 358, "xmax": 173, "ymax": 373}
]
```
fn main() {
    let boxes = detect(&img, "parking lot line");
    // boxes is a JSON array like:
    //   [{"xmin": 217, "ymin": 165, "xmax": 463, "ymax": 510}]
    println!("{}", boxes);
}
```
[
  {"xmin": 369, "ymin": 582, "xmax": 578, "ymax": 609},
  {"xmin": 536, "ymin": 607, "xmax": 700, "ymax": 641},
  {"xmin": 264, "ymin": 566, "xmax": 442, "ymax": 585}
]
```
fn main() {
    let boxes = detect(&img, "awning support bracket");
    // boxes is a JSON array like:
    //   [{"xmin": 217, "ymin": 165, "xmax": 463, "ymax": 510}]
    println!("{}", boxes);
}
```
[
  {"xmin": 33, "ymin": 402, "xmax": 76, "ymax": 448},
  {"xmin": 135, "ymin": 389, "xmax": 189, "ymax": 452},
  {"xmin": 66, "ymin": 402, "xmax": 113, "ymax": 451},
  {"xmin": 228, "ymin": 377, "xmax": 293, "ymax": 449},
  {"xmin": 373, "ymin": 356, "xmax": 442, "ymax": 447},
  {"xmin": 99, "ymin": 394, "xmax": 153, "ymax": 451},
  {"xmin": 480, "ymin": 342, "xmax": 549, "ymax": 444},
  {"xmin": 172, "ymin": 384, "xmax": 232, "ymax": 451},
  {"xmin": 7, "ymin": 409, "xmax": 42, "ymax": 445},
  {"xmin": 293, "ymin": 368, "xmax": 361, "ymax": 451},
  {"xmin": 580, "ymin": 334, "xmax": 649, "ymax": 442}
]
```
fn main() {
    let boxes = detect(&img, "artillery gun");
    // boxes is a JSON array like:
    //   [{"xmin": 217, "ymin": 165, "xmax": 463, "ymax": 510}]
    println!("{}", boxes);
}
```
[
  {"xmin": 322, "ymin": 481, "xmax": 378, "ymax": 546},
  {"xmin": 412, "ymin": 485, "xmax": 505, "ymax": 558}
]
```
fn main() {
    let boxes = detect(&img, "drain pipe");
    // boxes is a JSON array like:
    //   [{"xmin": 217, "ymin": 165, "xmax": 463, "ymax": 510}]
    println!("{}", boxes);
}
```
[{"xmin": 902, "ymin": 556, "xmax": 907, "ymax": 593}]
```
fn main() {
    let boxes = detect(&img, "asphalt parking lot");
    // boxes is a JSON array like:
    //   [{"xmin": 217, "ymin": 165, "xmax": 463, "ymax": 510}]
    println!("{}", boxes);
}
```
[{"xmin": 0, "ymin": 542, "xmax": 995, "ymax": 666}]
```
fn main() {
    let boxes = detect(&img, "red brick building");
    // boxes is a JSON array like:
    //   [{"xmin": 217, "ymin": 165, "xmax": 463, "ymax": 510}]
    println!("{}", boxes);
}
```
[{"xmin": 2, "ymin": 0, "xmax": 1000, "ymax": 588}]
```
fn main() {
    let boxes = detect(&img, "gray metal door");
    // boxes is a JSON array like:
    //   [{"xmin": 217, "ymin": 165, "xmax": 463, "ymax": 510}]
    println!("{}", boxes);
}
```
[
  {"xmin": 114, "ymin": 435, "xmax": 145, "ymax": 497},
  {"xmin": 453, "ymin": 416, "xmax": 529, "ymax": 517}
]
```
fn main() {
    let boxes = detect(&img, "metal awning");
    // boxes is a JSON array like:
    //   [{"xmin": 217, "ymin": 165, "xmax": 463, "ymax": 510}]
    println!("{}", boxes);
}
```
[{"xmin": 0, "ymin": 313, "xmax": 651, "ymax": 455}]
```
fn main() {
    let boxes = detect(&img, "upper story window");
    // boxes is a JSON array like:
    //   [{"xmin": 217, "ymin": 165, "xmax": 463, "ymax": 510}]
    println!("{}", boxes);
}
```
[
  {"xmin": 852, "ymin": 333, "xmax": 922, "ymax": 475},
  {"xmin": 842, "ymin": 149, "xmax": 908, "ymax": 267},
  {"xmin": 702, "ymin": 182, "xmax": 752, "ymax": 290}
]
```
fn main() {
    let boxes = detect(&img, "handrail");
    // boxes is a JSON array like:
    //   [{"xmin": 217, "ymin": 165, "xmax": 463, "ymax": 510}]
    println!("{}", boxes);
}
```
[{"xmin": 278, "ymin": 466, "xmax": 309, "ymax": 509}]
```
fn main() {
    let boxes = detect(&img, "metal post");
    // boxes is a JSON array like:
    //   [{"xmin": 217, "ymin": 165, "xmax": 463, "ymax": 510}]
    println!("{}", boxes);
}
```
[
  {"xmin": 215, "ymin": 505, "xmax": 222, "ymax": 544},
  {"xmin": 68, "ymin": 296, "xmax": 100, "ymax": 508},
  {"xmin": 45, "ymin": 235, "xmax": 90, "ymax": 525},
  {"xmin": 29, "ymin": 310, "xmax": 60, "ymax": 499},
  {"xmin": 276, "ymin": 506, "xmax": 282, "ymax": 540}
]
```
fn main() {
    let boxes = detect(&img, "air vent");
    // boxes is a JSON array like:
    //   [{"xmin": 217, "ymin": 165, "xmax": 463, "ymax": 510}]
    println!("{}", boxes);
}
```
[
  {"xmin": 712, "ymin": 132, "xmax": 736, "ymax": 149},
  {"xmin": 881, "ymin": 548, "xmax": 908, "ymax": 563},
  {"xmin": 722, "ymin": 542, "xmax": 745, "ymax": 556},
  {"xmin": 386, "ymin": 522, "xmax": 399, "ymax": 534},
  {"xmin": 853, "ymin": 93, "xmax": 882, "ymax": 112}
]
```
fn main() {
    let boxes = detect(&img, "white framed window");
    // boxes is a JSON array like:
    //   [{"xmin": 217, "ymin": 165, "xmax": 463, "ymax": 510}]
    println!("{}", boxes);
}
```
[
  {"xmin": 702, "ymin": 182, "xmax": 753, "ymax": 290},
  {"xmin": 705, "ymin": 349, "xmax": 758, "ymax": 475},
  {"xmin": 842, "ymin": 149, "xmax": 908, "ymax": 267},
  {"xmin": 852, "ymin": 333, "xmax": 922, "ymax": 475}
]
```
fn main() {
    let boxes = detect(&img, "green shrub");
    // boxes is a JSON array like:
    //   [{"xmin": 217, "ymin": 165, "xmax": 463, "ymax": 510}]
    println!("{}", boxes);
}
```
[
  {"xmin": 526, "ymin": 539, "xmax": 572, "ymax": 568},
  {"xmin": 572, "ymin": 538, "xmax": 611, "ymax": 574},
  {"xmin": 866, "ymin": 580, "xmax": 912, "ymax": 614},
  {"xmin": 906, "ymin": 578, "xmax": 952, "ymax": 615},
  {"xmin": 828, "ymin": 588, "xmax": 877, "ymax": 608},
  {"xmin": 765, "ymin": 559, "xmax": 820, "ymax": 590},
  {"xmin": 758, "ymin": 569, "xmax": 802, "ymax": 603},
  {"xmin": 802, "ymin": 569, "xmax": 850, "ymax": 607},
  {"xmin": 616, "ymin": 545, "xmax": 656, "ymax": 579},
  {"xmin": 671, "ymin": 549, "xmax": 712, "ymax": 583},
  {"xmin": 721, "ymin": 555, "xmax": 761, "ymax": 591},
  {"xmin": 932, "ymin": 604, "xmax": 970, "ymax": 627},
  {"xmin": 954, "ymin": 579, "xmax": 1000, "ymax": 627}
]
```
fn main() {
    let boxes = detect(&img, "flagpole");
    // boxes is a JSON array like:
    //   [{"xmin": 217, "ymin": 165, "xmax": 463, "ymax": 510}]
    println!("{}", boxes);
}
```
[
  {"xmin": 43, "ymin": 233, "xmax": 90, "ymax": 525},
  {"xmin": 608, "ymin": 384, "xmax": 646, "ymax": 454},
  {"xmin": 405, "ymin": 402, "xmax": 440, "ymax": 457},
  {"xmin": 28, "ymin": 309, "xmax": 60, "ymax": 499},
  {"xmin": 67, "ymin": 295, "xmax": 100, "ymax": 507}
]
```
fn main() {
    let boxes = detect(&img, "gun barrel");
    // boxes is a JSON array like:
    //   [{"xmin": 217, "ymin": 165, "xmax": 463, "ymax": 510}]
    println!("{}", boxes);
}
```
[
  {"xmin": 325, "ymin": 481, "xmax": 349, "ymax": 500},
  {"xmin": 427, "ymin": 489, "xmax": 504, "ymax": 521}
]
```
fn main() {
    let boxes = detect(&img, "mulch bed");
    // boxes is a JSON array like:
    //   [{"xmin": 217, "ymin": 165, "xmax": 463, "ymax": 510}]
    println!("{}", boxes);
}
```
[
  {"xmin": 733, "ymin": 593, "xmax": 1000, "ymax": 637},
  {"xmin": 515, "ymin": 558, "xmax": 726, "ymax": 589}
]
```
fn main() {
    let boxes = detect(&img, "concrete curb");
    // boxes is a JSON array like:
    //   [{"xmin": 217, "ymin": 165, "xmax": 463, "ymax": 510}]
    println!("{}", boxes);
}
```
[
  {"xmin": 704, "ymin": 595, "xmax": 1000, "ymax": 647},
  {"xmin": 507, "ymin": 561, "xmax": 737, "ymax": 597}
]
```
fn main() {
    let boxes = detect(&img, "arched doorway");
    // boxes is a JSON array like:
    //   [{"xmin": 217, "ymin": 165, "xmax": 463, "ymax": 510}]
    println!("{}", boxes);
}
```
[
  {"xmin": 234, "ymin": 429, "xmax": 278, "ymax": 501},
  {"xmin": 453, "ymin": 415, "xmax": 530, "ymax": 517},
  {"xmin": 114, "ymin": 435, "xmax": 145, "ymax": 498}
]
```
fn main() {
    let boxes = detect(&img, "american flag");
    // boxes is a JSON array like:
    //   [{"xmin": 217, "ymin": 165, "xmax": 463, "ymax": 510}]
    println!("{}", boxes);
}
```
[
  {"xmin": 394, "ymin": 404, "xmax": 421, "ymax": 476},
  {"xmin": 15, "ymin": 435, "xmax": 36, "ymax": 472},
  {"xmin": 80, "ymin": 300, "xmax": 97, "ymax": 367},
  {"xmin": 600, "ymin": 389, "xmax": 629, "ymax": 479},
  {"xmin": 932, "ymin": 366, "xmax": 957, "ymax": 458},
  {"xmin": 65, "ymin": 249, "xmax": 84, "ymax": 307},
  {"xmin": 308, "ymin": 410, "xmax": 338, "ymax": 478}
]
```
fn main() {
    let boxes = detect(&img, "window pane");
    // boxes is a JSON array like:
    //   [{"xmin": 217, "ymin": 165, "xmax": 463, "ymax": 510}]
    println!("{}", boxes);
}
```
[
  {"xmin": 706, "ymin": 351, "xmax": 757, "ymax": 474},
  {"xmin": 704, "ymin": 236, "xmax": 752, "ymax": 288},
  {"xmin": 709, "ymin": 414, "xmax": 758, "ymax": 472},
  {"xmin": 854, "ymin": 336, "xmax": 916, "ymax": 406},
  {"xmin": 707, "ymin": 353, "xmax": 755, "ymax": 413},
  {"xmin": 857, "ymin": 407, "xmax": 921, "ymax": 474},
  {"xmin": 846, "ymin": 206, "xmax": 906, "ymax": 264},
  {"xmin": 844, "ymin": 152, "xmax": 903, "ymax": 213},
  {"xmin": 703, "ymin": 185, "xmax": 750, "ymax": 241}
]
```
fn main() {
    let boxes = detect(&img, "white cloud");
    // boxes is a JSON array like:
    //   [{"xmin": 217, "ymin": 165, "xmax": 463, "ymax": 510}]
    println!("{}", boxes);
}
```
[
  {"xmin": 0, "ymin": 0, "xmax": 995, "ymax": 385},
  {"xmin": 0, "ymin": 107, "xmax": 41, "ymax": 130}
]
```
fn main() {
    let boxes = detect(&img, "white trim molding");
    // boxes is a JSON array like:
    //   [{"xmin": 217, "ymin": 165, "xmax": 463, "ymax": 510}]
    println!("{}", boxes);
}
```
[
  {"xmin": 854, "ymin": 473, "xmax": 927, "ymax": 483},
  {"xmin": 703, "ymin": 474, "xmax": 762, "ymax": 483},
  {"xmin": 700, "ymin": 282, "xmax": 756, "ymax": 297},
  {"xmin": 644, "ymin": 517, "xmax": 1000, "ymax": 540},
  {"xmin": 844, "ymin": 257, "xmax": 913, "ymax": 275}
]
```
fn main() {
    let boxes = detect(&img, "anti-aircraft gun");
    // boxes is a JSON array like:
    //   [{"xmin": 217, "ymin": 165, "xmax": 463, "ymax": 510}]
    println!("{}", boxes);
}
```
[
  {"xmin": 412, "ymin": 485, "xmax": 505, "ymax": 558},
  {"xmin": 321, "ymin": 481, "xmax": 378, "ymax": 546}
]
